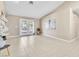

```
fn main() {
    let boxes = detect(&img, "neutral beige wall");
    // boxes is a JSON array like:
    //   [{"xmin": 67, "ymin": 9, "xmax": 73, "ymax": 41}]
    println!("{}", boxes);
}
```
[
  {"xmin": 6, "ymin": 15, "xmax": 40, "ymax": 36},
  {"xmin": 66, "ymin": 1, "xmax": 79, "ymax": 39},
  {"xmin": 6, "ymin": 15, "xmax": 20, "ymax": 36},
  {"xmin": 42, "ymin": 5, "xmax": 70, "ymax": 40},
  {"xmin": 70, "ymin": 13, "xmax": 79, "ymax": 39},
  {"xmin": 0, "ymin": 1, "xmax": 5, "ymax": 15},
  {"xmin": 41, "ymin": 1, "xmax": 79, "ymax": 40}
]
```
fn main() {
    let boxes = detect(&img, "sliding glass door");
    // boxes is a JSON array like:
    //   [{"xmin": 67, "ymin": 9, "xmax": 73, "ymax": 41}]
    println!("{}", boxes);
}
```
[{"xmin": 20, "ymin": 18, "xmax": 34, "ymax": 36}]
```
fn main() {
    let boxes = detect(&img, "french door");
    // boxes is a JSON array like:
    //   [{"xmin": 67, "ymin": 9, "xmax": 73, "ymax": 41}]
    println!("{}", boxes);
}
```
[{"xmin": 20, "ymin": 18, "xmax": 35, "ymax": 36}]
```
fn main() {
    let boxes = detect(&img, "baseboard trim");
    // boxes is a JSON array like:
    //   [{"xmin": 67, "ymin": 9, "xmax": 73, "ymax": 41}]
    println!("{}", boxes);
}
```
[
  {"xmin": 70, "ymin": 36, "xmax": 79, "ymax": 42},
  {"xmin": 6, "ymin": 35, "xmax": 35, "ymax": 38},
  {"xmin": 43, "ymin": 34, "xmax": 79, "ymax": 43},
  {"xmin": 7, "ymin": 35, "xmax": 19, "ymax": 38},
  {"xmin": 7, "ymin": 34, "xmax": 79, "ymax": 43}
]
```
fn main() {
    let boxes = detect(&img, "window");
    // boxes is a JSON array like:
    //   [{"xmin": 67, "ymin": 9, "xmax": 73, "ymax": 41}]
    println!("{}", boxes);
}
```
[{"xmin": 20, "ymin": 18, "xmax": 34, "ymax": 36}]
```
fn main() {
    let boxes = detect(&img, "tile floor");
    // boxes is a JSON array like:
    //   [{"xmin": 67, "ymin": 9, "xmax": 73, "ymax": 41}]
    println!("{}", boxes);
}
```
[{"xmin": 1, "ymin": 35, "xmax": 79, "ymax": 57}]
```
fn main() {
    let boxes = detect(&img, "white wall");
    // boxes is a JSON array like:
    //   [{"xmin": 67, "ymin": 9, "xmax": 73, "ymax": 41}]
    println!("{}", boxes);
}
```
[
  {"xmin": 6, "ymin": 15, "xmax": 20, "ymax": 36},
  {"xmin": 70, "ymin": 12, "xmax": 79, "ymax": 39},
  {"xmin": 0, "ymin": 1, "xmax": 5, "ymax": 15},
  {"xmin": 42, "ymin": 7, "xmax": 70, "ymax": 40},
  {"xmin": 41, "ymin": 1, "xmax": 79, "ymax": 40},
  {"xmin": 6, "ymin": 15, "xmax": 40, "ymax": 36}
]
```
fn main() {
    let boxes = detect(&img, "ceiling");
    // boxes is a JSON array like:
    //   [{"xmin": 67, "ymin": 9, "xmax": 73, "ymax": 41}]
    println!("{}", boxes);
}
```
[{"xmin": 4, "ymin": 1, "xmax": 64, "ymax": 19}]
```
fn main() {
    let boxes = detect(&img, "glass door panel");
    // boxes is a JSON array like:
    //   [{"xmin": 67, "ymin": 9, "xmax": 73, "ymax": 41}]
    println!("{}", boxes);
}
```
[{"xmin": 20, "ymin": 18, "xmax": 34, "ymax": 36}]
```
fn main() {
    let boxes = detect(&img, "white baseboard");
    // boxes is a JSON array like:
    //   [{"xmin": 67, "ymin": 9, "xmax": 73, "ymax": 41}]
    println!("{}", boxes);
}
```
[
  {"xmin": 7, "ymin": 35, "xmax": 19, "ymax": 38},
  {"xmin": 70, "ymin": 36, "xmax": 79, "ymax": 42},
  {"xmin": 43, "ymin": 34, "xmax": 79, "ymax": 43},
  {"xmin": 7, "ymin": 34, "xmax": 79, "ymax": 43}
]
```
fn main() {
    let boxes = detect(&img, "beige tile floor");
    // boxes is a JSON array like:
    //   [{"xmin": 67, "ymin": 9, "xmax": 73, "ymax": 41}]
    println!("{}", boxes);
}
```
[{"xmin": 1, "ymin": 35, "xmax": 79, "ymax": 57}]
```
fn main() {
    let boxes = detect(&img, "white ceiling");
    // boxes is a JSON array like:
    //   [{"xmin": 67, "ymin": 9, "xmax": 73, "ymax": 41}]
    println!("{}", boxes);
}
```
[{"xmin": 5, "ymin": 1, "xmax": 64, "ymax": 19}]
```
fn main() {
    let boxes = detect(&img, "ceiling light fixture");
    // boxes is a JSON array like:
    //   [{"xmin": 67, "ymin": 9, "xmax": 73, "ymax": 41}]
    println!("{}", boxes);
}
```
[{"xmin": 29, "ymin": 1, "xmax": 33, "ymax": 5}]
